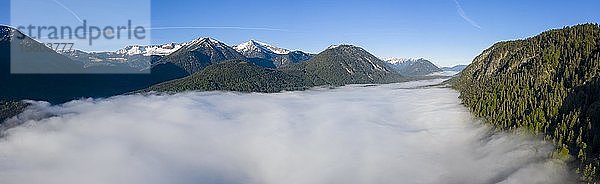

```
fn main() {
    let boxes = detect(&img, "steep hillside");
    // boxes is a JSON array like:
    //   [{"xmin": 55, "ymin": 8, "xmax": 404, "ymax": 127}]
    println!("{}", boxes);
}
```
[
  {"xmin": 2, "ymin": 26, "xmax": 85, "ymax": 73},
  {"xmin": 0, "ymin": 26, "xmax": 187, "ymax": 103},
  {"xmin": 453, "ymin": 24, "xmax": 600, "ymax": 181}
]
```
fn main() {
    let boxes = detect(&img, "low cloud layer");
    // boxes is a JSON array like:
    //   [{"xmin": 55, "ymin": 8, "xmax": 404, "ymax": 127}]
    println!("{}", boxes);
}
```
[{"xmin": 0, "ymin": 79, "xmax": 574, "ymax": 184}]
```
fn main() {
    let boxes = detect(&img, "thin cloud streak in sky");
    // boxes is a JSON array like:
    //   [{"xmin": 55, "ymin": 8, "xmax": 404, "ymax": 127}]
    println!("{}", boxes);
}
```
[
  {"xmin": 51, "ymin": 0, "xmax": 83, "ymax": 23},
  {"xmin": 148, "ymin": 26, "xmax": 289, "ymax": 32},
  {"xmin": 453, "ymin": 0, "xmax": 482, "ymax": 29}
]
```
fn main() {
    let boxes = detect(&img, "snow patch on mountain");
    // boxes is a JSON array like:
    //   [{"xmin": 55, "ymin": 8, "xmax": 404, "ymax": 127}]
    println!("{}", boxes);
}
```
[
  {"xmin": 366, "ymin": 57, "xmax": 385, "ymax": 71},
  {"xmin": 385, "ymin": 57, "xmax": 442, "ymax": 76},
  {"xmin": 116, "ymin": 43, "xmax": 184, "ymax": 56},
  {"xmin": 234, "ymin": 40, "xmax": 290, "ymax": 55},
  {"xmin": 189, "ymin": 37, "xmax": 223, "ymax": 45},
  {"xmin": 385, "ymin": 57, "xmax": 414, "ymax": 65},
  {"xmin": 0, "ymin": 27, "xmax": 11, "ymax": 42},
  {"xmin": 327, "ymin": 45, "xmax": 342, "ymax": 50},
  {"xmin": 183, "ymin": 37, "xmax": 234, "ymax": 52}
]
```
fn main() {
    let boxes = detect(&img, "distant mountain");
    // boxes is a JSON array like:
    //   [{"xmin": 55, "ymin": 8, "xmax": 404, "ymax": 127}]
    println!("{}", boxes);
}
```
[
  {"xmin": 385, "ymin": 58, "xmax": 442, "ymax": 76},
  {"xmin": 147, "ymin": 60, "xmax": 308, "ymax": 93},
  {"xmin": 1, "ymin": 27, "xmax": 407, "ymax": 102},
  {"xmin": 234, "ymin": 40, "xmax": 312, "ymax": 68},
  {"xmin": 273, "ymin": 51, "xmax": 313, "ymax": 68},
  {"xmin": 283, "ymin": 45, "xmax": 404, "ymax": 86},
  {"xmin": 60, "ymin": 39, "xmax": 311, "ymax": 72},
  {"xmin": 234, "ymin": 40, "xmax": 290, "ymax": 58},
  {"xmin": 59, "ymin": 43, "xmax": 184, "ymax": 71},
  {"xmin": 115, "ymin": 43, "xmax": 184, "ymax": 56},
  {"xmin": 441, "ymin": 65, "xmax": 467, "ymax": 72},
  {"xmin": 59, "ymin": 50, "xmax": 139, "ymax": 71},
  {"xmin": 157, "ymin": 37, "xmax": 246, "ymax": 74},
  {"xmin": 453, "ymin": 24, "xmax": 600, "ymax": 182}
]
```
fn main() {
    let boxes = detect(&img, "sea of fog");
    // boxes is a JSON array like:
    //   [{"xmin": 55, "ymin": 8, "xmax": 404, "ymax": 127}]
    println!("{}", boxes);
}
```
[{"xmin": 0, "ymin": 79, "xmax": 575, "ymax": 184}]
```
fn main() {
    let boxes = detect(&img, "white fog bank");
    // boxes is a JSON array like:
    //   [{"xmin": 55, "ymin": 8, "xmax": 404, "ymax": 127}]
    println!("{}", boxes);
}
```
[{"xmin": 0, "ymin": 79, "xmax": 575, "ymax": 184}]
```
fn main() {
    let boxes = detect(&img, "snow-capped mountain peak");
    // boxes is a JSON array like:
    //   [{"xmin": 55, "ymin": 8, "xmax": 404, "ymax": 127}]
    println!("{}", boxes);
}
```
[
  {"xmin": 326, "ymin": 44, "xmax": 364, "ymax": 51},
  {"xmin": 385, "ymin": 57, "xmax": 413, "ymax": 65},
  {"xmin": 385, "ymin": 57, "xmax": 442, "ymax": 76},
  {"xmin": 179, "ymin": 37, "xmax": 237, "ymax": 55},
  {"xmin": 234, "ymin": 40, "xmax": 290, "ymax": 55},
  {"xmin": 187, "ymin": 37, "xmax": 225, "ymax": 46},
  {"xmin": 385, "ymin": 58, "xmax": 433, "ymax": 65},
  {"xmin": 327, "ymin": 45, "xmax": 342, "ymax": 50},
  {"xmin": 115, "ymin": 43, "xmax": 184, "ymax": 56},
  {"xmin": 253, "ymin": 40, "xmax": 290, "ymax": 55}
]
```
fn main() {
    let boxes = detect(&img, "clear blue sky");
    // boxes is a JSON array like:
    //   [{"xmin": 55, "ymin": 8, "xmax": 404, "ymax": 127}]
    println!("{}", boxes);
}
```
[{"xmin": 2, "ymin": 0, "xmax": 599, "ymax": 67}]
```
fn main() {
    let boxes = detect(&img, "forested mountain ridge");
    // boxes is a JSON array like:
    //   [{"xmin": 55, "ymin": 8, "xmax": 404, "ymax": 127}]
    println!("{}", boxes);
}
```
[
  {"xmin": 282, "ymin": 45, "xmax": 405, "ymax": 86},
  {"xmin": 146, "ymin": 60, "xmax": 309, "ymax": 93},
  {"xmin": 147, "ymin": 45, "xmax": 407, "ymax": 93},
  {"xmin": 453, "ymin": 23, "xmax": 600, "ymax": 182}
]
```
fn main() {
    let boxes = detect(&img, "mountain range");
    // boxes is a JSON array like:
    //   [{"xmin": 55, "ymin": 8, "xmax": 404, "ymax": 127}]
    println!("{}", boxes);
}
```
[
  {"xmin": 3, "ymin": 21, "xmax": 599, "ymax": 182},
  {"xmin": 148, "ymin": 44, "xmax": 405, "ymax": 93},
  {"xmin": 59, "ymin": 43, "xmax": 182, "ymax": 70},
  {"xmin": 50, "ymin": 34, "xmax": 455, "ymax": 79},
  {"xmin": 0, "ymin": 25, "xmax": 428, "ymax": 104},
  {"xmin": 60, "ymin": 39, "xmax": 313, "ymax": 72},
  {"xmin": 147, "ymin": 60, "xmax": 308, "ymax": 93}
]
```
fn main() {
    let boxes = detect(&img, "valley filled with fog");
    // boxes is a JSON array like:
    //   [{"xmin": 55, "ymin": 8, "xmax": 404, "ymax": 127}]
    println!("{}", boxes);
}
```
[{"xmin": 0, "ymin": 79, "xmax": 574, "ymax": 184}]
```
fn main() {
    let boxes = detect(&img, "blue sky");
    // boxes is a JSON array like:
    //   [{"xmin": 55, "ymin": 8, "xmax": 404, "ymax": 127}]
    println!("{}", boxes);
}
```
[{"xmin": 2, "ymin": 0, "xmax": 599, "ymax": 66}]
